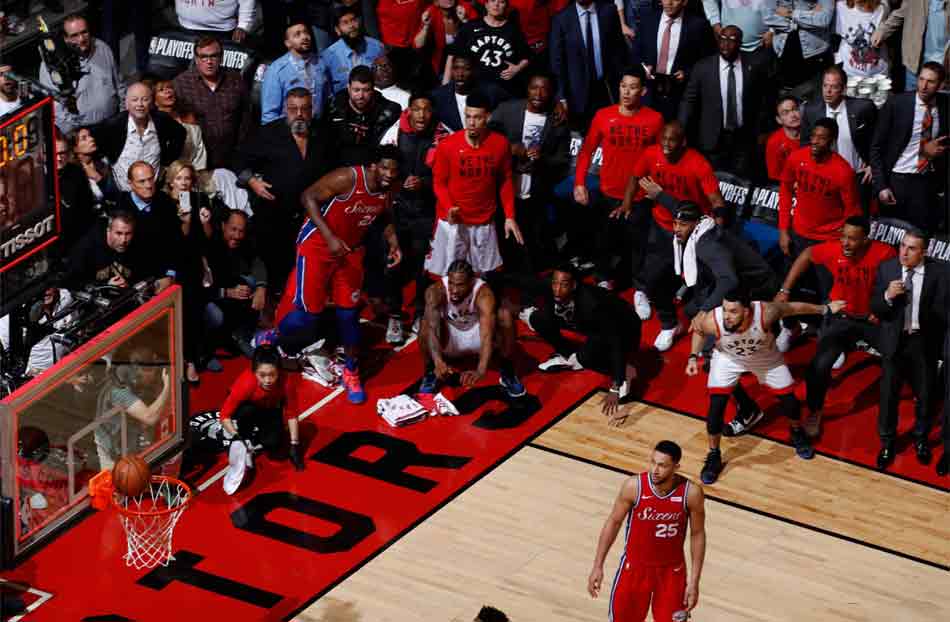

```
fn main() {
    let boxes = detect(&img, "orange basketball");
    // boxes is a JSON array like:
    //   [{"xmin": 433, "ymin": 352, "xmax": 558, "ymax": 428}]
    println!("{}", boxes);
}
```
[{"xmin": 112, "ymin": 455, "xmax": 152, "ymax": 497}]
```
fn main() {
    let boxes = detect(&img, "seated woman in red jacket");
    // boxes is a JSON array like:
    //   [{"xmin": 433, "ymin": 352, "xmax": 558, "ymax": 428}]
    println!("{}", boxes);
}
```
[{"xmin": 220, "ymin": 345, "xmax": 304, "ymax": 470}]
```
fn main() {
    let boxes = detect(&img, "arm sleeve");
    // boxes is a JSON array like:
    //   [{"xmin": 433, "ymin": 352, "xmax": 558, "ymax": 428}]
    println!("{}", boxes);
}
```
[
  {"xmin": 869, "ymin": 263, "xmax": 894, "ymax": 318},
  {"xmin": 238, "ymin": 0, "xmax": 257, "ymax": 31},
  {"xmin": 762, "ymin": 0, "xmax": 794, "ymax": 31},
  {"xmin": 869, "ymin": 97, "xmax": 892, "ymax": 194},
  {"xmin": 697, "ymin": 242, "xmax": 739, "ymax": 311},
  {"xmin": 433, "ymin": 142, "xmax": 454, "ymax": 221},
  {"xmin": 792, "ymin": 1, "xmax": 834, "ymax": 30},
  {"xmin": 702, "ymin": 0, "xmax": 722, "ymax": 26},
  {"xmin": 574, "ymin": 115, "xmax": 602, "ymax": 186},
  {"xmin": 220, "ymin": 373, "xmax": 254, "ymax": 421},
  {"xmin": 548, "ymin": 18, "xmax": 567, "ymax": 102},
  {"xmin": 778, "ymin": 156, "xmax": 795, "ymax": 230},
  {"xmin": 260, "ymin": 66, "xmax": 283, "ymax": 124},
  {"xmin": 809, "ymin": 242, "xmax": 832, "ymax": 269},
  {"xmin": 497, "ymin": 143, "xmax": 515, "ymax": 219},
  {"xmin": 840, "ymin": 162, "xmax": 861, "ymax": 218},
  {"xmin": 678, "ymin": 62, "xmax": 702, "ymax": 128}
]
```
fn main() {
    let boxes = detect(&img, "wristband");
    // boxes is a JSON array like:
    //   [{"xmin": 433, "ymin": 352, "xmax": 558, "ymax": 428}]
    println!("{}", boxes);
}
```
[{"xmin": 779, "ymin": 288, "xmax": 791, "ymax": 294}]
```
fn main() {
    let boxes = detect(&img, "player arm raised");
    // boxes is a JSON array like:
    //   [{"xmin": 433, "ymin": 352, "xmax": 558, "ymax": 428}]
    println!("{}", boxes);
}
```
[
  {"xmin": 423, "ymin": 282, "xmax": 455, "ymax": 379},
  {"xmin": 125, "ymin": 369, "xmax": 172, "ymax": 427},
  {"xmin": 461, "ymin": 286, "xmax": 497, "ymax": 388},
  {"xmin": 588, "ymin": 476, "xmax": 639, "ymax": 598},
  {"xmin": 684, "ymin": 480, "xmax": 706, "ymax": 612},
  {"xmin": 774, "ymin": 246, "xmax": 815, "ymax": 302},
  {"xmin": 764, "ymin": 300, "xmax": 847, "ymax": 325},
  {"xmin": 300, "ymin": 167, "xmax": 357, "ymax": 256}
]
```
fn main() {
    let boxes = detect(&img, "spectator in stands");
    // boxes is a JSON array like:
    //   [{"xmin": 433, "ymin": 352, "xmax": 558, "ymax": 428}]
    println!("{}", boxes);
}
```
[
  {"xmin": 777, "ymin": 216, "xmax": 895, "ymax": 439},
  {"xmin": 637, "ymin": 0, "xmax": 712, "ymax": 121},
  {"xmin": 871, "ymin": 0, "xmax": 948, "ymax": 89},
  {"xmin": 205, "ymin": 210, "xmax": 268, "ymax": 359},
  {"xmin": 452, "ymin": 0, "xmax": 532, "ymax": 96},
  {"xmin": 175, "ymin": 0, "xmax": 255, "ymax": 43},
  {"xmin": 373, "ymin": 54, "xmax": 411, "ymax": 110},
  {"xmin": 376, "ymin": 0, "xmax": 427, "ymax": 78},
  {"xmin": 101, "ymin": 0, "xmax": 150, "ymax": 75},
  {"xmin": 702, "ymin": 0, "xmax": 772, "ymax": 66},
  {"xmin": 573, "ymin": 65, "xmax": 664, "ymax": 293},
  {"xmin": 870, "ymin": 61, "xmax": 949, "ymax": 233},
  {"xmin": 237, "ymin": 87, "xmax": 330, "ymax": 291},
  {"xmin": 765, "ymin": 95, "xmax": 802, "ymax": 182},
  {"xmin": 764, "ymin": 0, "xmax": 834, "ymax": 100},
  {"xmin": 414, "ymin": 0, "xmax": 478, "ymax": 80},
  {"xmin": 68, "ymin": 127, "xmax": 119, "ymax": 208},
  {"xmin": 426, "ymin": 92, "xmax": 524, "ymax": 278},
  {"xmin": 800, "ymin": 66, "xmax": 877, "ymax": 210},
  {"xmin": 55, "ymin": 131, "xmax": 96, "ymax": 249},
  {"xmin": 39, "ymin": 13, "xmax": 125, "ymax": 134},
  {"xmin": 431, "ymin": 51, "xmax": 507, "ymax": 131},
  {"xmin": 679, "ymin": 24, "xmax": 769, "ymax": 177},
  {"xmin": 63, "ymin": 209, "xmax": 153, "ymax": 289},
  {"xmin": 323, "ymin": 65, "xmax": 401, "ymax": 166},
  {"xmin": 92, "ymin": 82, "xmax": 186, "ymax": 193},
  {"xmin": 164, "ymin": 160, "xmax": 215, "ymax": 242},
  {"xmin": 378, "ymin": 92, "xmax": 451, "ymax": 341},
  {"xmin": 0, "ymin": 65, "xmax": 22, "ymax": 116},
  {"xmin": 835, "ymin": 0, "xmax": 890, "ymax": 80},
  {"xmin": 549, "ymin": 0, "xmax": 626, "ymax": 130},
  {"xmin": 618, "ymin": 120, "xmax": 726, "ymax": 351},
  {"xmin": 490, "ymin": 72, "xmax": 572, "ymax": 276},
  {"xmin": 151, "ymin": 79, "xmax": 208, "ymax": 171},
  {"xmin": 173, "ymin": 36, "xmax": 253, "ymax": 170},
  {"xmin": 260, "ymin": 20, "xmax": 328, "ymax": 125},
  {"xmin": 510, "ymin": 0, "xmax": 558, "ymax": 64},
  {"xmin": 528, "ymin": 265, "xmax": 641, "ymax": 416},
  {"xmin": 871, "ymin": 229, "xmax": 948, "ymax": 470},
  {"xmin": 320, "ymin": 5, "xmax": 387, "ymax": 97}
]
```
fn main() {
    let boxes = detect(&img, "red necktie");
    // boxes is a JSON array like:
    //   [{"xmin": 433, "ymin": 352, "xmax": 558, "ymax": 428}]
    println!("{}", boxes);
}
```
[
  {"xmin": 657, "ymin": 18, "xmax": 672, "ymax": 75},
  {"xmin": 917, "ymin": 106, "xmax": 933, "ymax": 172}
]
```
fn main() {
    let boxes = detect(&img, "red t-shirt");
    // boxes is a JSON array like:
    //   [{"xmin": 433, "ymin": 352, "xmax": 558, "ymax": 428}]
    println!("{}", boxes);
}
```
[
  {"xmin": 377, "ymin": 0, "xmax": 428, "ymax": 48},
  {"xmin": 509, "ymin": 0, "xmax": 553, "ymax": 48},
  {"xmin": 765, "ymin": 129, "xmax": 799, "ymax": 182},
  {"xmin": 433, "ymin": 130, "xmax": 515, "ymax": 224},
  {"xmin": 779, "ymin": 147, "xmax": 860, "ymax": 241},
  {"xmin": 220, "ymin": 369, "xmax": 295, "ymax": 422},
  {"xmin": 631, "ymin": 145, "xmax": 720, "ymax": 231},
  {"xmin": 810, "ymin": 240, "xmax": 896, "ymax": 317},
  {"xmin": 576, "ymin": 105, "xmax": 664, "ymax": 200}
]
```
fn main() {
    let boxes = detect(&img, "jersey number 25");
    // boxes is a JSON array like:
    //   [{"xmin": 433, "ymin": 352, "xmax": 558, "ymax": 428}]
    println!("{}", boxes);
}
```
[{"xmin": 655, "ymin": 523, "xmax": 679, "ymax": 538}]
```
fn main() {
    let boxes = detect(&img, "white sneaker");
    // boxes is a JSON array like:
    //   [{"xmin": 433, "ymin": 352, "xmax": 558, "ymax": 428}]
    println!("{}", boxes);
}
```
[
  {"xmin": 519, "ymin": 306, "xmax": 537, "ymax": 331},
  {"xmin": 776, "ymin": 325, "xmax": 800, "ymax": 353},
  {"xmin": 386, "ymin": 316, "xmax": 404, "ymax": 344},
  {"xmin": 538, "ymin": 352, "xmax": 584, "ymax": 372},
  {"xmin": 832, "ymin": 352, "xmax": 846, "ymax": 370},
  {"xmin": 634, "ymin": 291, "xmax": 652, "ymax": 321},
  {"xmin": 299, "ymin": 339, "xmax": 327, "ymax": 356},
  {"xmin": 245, "ymin": 441, "xmax": 255, "ymax": 469},
  {"xmin": 223, "ymin": 442, "xmax": 248, "ymax": 495},
  {"xmin": 411, "ymin": 316, "xmax": 422, "ymax": 335},
  {"xmin": 596, "ymin": 280, "xmax": 614, "ymax": 291},
  {"xmin": 302, "ymin": 352, "xmax": 338, "ymax": 387},
  {"xmin": 654, "ymin": 325, "xmax": 683, "ymax": 352}
]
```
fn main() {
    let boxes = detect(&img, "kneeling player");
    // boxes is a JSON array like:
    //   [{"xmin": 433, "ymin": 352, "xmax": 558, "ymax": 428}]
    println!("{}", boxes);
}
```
[
  {"xmin": 419, "ymin": 260, "xmax": 525, "ymax": 397},
  {"xmin": 686, "ymin": 289, "xmax": 846, "ymax": 484},
  {"xmin": 588, "ymin": 440, "xmax": 706, "ymax": 622}
]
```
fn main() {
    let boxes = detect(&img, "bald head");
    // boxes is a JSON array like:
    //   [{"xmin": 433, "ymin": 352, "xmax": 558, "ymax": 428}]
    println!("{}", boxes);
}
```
[{"xmin": 126, "ymin": 82, "xmax": 153, "ymax": 124}]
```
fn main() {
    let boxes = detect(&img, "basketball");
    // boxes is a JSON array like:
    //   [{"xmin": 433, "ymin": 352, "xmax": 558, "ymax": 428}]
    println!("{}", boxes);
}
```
[{"xmin": 112, "ymin": 455, "xmax": 152, "ymax": 497}]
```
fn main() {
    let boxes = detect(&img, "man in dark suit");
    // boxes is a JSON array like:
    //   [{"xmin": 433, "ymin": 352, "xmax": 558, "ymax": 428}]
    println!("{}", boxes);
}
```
[
  {"xmin": 549, "ymin": 0, "xmax": 626, "ymax": 131},
  {"xmin": 431, "ymin": 51, "xmax": 507, "ymax": 132},
  {"xmin": 636, "ymin": 0, "xmax": 711, "ymax": 121},
  {"xmin": 490, "ymin": 71, "xmax": 572, "ymax": 274},
  {"xmin": 236, "ymin": 88, "xmax": 331, "ymax": 292},
  {"xmin": 678, "ymin": 24, "xmax": 767, "ymax": 177},
  {"xmin": 871, "ymin": 229, "xmax": 949, "ymax": 470},
  {"xmin": 870, "ymin": 62, "xmax": 950, "ymax": 233},
  {"xmin": 800, "ymin": 66, "xmax": 877, "ymax": 211}
]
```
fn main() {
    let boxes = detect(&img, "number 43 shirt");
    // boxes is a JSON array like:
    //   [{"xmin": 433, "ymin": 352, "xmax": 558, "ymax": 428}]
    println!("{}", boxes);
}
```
[{"xmin": 455, "ymin": 19, "xmax": 531, "ymax": 84}]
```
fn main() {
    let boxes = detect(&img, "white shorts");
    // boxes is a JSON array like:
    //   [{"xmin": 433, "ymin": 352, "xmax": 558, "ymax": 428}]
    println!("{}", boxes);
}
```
[
  {"xmin": 707, "ymin": 350, "xmax": 795, "ymax": 394},
  {"xmin": 424, "ymin": 219, "xmax": 503, "ymax": 276},
  {"xmin": 443, "ymin": 323, "xmax": 481, "ymax": 358}
]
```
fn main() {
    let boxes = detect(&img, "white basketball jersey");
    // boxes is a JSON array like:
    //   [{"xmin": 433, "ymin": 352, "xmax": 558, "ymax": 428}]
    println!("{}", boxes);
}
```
[
  {"xmin": 713, "ymin": 302, "xmax": 783, "ymax": 367},
  {"xmin": 442, "ymin": 276, "xmax": 485, "ymax": 332}
]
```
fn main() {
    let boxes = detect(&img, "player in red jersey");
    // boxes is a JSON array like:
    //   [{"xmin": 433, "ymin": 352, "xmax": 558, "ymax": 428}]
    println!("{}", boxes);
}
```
[
  {"xmin": 589, "ymin": 440, "xmax": 706, "ymax": 622},
  {"xmin": 573, "ymin": 65, "xmax": 664, "ymax": 290},
  {"xmin": 765, "ymin": 95, "xmax": 802, "ymax": 182},
  {"xmin": 265, "ymin": 145, "xmax": 402, "ymax": 404}
]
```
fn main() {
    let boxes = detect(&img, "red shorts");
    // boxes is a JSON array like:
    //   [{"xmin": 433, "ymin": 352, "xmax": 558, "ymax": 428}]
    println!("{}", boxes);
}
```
[
  {"xmin": 283, "ymin": 246, "xmax": 366, "ymax": 317},
  {"xmin": 609, "ymin": 560, "xmax": 687, "ymax": 622}
]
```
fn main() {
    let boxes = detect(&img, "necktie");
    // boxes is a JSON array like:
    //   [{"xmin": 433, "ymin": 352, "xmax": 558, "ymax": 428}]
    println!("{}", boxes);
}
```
[
  {"xmin": 830, "ymin": 109, "xmax": 840, "ymax": 151},
  {"xmin": 725, "ymin": 62, "xmax": 738, "ymax": 131},
  {"xmin": 585, "ymin": 11, "xmax": 598, "ymax": 79},
  {"xmin": 657, "ymin": 18, "xmax": 672, "ymax": 75},
  {"xmin": 916, "ymin": 106, "xmax": 933, "ymax": 172},
  {"xmin": 903, "ymin": 268, "xmax": 915, "ymax": 331}
]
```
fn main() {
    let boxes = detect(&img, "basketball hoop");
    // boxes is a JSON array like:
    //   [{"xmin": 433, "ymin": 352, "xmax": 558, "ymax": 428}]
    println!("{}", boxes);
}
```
[{"xmin": 90, "ymin": 472, "xmax": 192, "ymax": 569}]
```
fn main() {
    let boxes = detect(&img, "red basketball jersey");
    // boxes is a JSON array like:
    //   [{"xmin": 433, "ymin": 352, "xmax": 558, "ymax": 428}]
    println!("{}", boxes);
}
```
[
  {"xmin": 623, "ymin": 472, "xmax": 690, "ymax": 567},
  {"xmin": 297, "ymin": 166, "xmax": 389, "ymax": 251}
]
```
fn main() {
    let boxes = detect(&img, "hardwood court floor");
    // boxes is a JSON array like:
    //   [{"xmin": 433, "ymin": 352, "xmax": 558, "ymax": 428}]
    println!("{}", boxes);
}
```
[{"xmin": 296, "ymin": 397, "xmax": 949, "ymax": 622}]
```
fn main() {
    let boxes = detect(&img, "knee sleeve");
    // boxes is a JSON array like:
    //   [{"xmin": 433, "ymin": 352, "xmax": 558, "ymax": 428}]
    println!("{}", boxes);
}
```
[
  {"xmin": 706, "ymin": 393, "xmax": 730, "ymax": 436},
  {"xmin": 278, "ymin": 309, "xmax": 321, "ymax": 338},
  {"xmin": 336, "ymin": 307, "xmax": 360, "ymax": 347}
]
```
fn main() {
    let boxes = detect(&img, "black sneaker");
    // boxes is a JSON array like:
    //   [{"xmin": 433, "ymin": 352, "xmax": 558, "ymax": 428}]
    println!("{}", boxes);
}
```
[
  {"xmin": 790, "ymin": 427, "xmax": 814, "ymax": 460},
  {"xmin": 722, "ymin": 409, "xmax": 764, "ymax": 437},
  {"xmin": 700, "ymin": 450, "xmax": 723, "ymax": 485}
]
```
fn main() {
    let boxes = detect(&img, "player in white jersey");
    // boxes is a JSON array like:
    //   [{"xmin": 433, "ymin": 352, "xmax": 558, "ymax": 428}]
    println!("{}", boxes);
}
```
[
  {"xmin": 686, "ymin": 288, "xmax": 846, "ymax": 484},
  {"xmin": 418, "ymin": 260, "xmax": 525, "ymax": 398}
]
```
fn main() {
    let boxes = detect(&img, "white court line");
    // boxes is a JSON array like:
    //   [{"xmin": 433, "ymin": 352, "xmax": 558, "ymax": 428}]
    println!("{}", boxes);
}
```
[
  {"xmin": 196, "ymin": 333, "xmax": 418, "ymax": 493},
  {"xmin": 0, "ymin": 579, "xmax": 54, "ymax": 622}
]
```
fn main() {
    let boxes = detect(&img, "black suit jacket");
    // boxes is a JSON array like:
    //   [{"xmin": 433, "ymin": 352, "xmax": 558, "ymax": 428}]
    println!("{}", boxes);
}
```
[
  {"xmin": 870, "ymin": 257, "xmax": 948, "ymax": 359},
  {"xmin": 91, "ymin": 111, "xmax": 186, "ymax": 168},
  {"xmin": 800, "ymin": 96, "xmax": 877, "ymax": 166},
  {"xmin": 870, "ymin": 92, "xmax": 950, "ymax": 195},
  {"xmin": 489, "ymin": 99, "xmax": 572, "ymax": 197},
  {"xmin": 678, "ymin": 52, "xmax": 768, "ymax": 152},
  {"xmin": 431, "ymin": 82, "xmax": 508, "ymax": 132},
  {"xmin": 548, "ymin": 1, "xmax": 626, "ymax": 117},
  {"xmin": 636, "ymin": 10, "xmax": 711, "ymax": 119},
  {"xmin": 691, "ymin": 225, "xmax": 780, "ymax": 312},
  {"xmin": 114, "ymin": 192, "xmax": 184, "ymax": 278}
]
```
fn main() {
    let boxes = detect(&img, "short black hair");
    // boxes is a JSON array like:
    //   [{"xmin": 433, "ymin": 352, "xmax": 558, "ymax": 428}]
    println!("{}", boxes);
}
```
[
  {"xmin": 673, "ymin": 201, "xmax": 702, "ymax": 222},
  {"xmin": 903, "ymin": 227, "xmax": 930, "ymax": 248},
  {"xmin": 654, "ymin": 440, "xmax": 682, "ymax": 464},
  {"xmin": 920, "ymin": 60, "xmax": 947, "ymax": 84},
  {"xmin": 552, "ymin": 263, "xmax": 578, "ymax": 281},
  {"xmin": 408, "ymin": 91, "xmax": 433, "ymax": 107},
  {"xmin": 722, "ymin": 287, "xmax": 751, "ymax": 308},
  {"xmin": 225, "ymin": 209, "xmax": 249, "ymax": 224},
  {"xmin": 252, "ymin": 345, "xmax": 281, "ymax": 371},
  {"xmin": 286, "ymin": 86, "xmax": 313, "ymax": 101},
  {"xmin": 465, "ymin": 91, "xmax": 492, "ymax": 112},
  {"xmin": 284, "ymin": 18, "xmax": 311, "ymax": 36},
  {"xmin": 348, "ymin": 64, "xmax": 374, "ymax": 85},
  {"xmin": 844, "ymin": 215, "xmax": 870, "ymax": 235},
  {"xmin": 814, "ymin": 117, "xmax": 839, "ymax": 139},
  {"xmin": 450, "ymin": 47, "xmax": 477, "ymax": 65},
  {"xmin": 822, "ymin": 64, "xmax": 847, "ymax": 86},
  {"xmin": 447, "ymin": 259, "xmax": 475, "ymax": 278},
  {"xmin": 475, "ymin": 606, "xmax": 509, "ymax": 622},
  {"xmin": 108, "ymin": 207, "xmax": 137, "ymax": 228},
  {"xmin": 775, "ymin": 94, "xmax": 800, "ymax": 112},
  {"xmin": 372, "ymin": 143, "xmax": 401, "ymax": 164},
  {"xmin": 334, "ymin": 4, "xmax": 361, "ymax": 26},
  {"xmin": 620, "ymin": 64, "xmax": 647, "ymax": 84}
]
